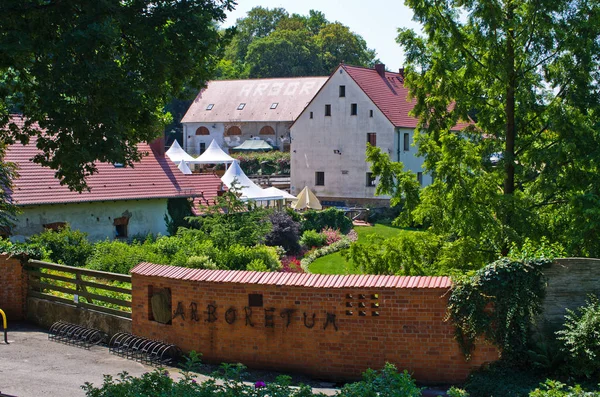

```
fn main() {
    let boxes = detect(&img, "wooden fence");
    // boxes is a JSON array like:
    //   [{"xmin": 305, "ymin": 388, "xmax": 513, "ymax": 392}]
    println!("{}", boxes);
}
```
[{"xmin": 26, "ymin": 260, "xmax": 132, "ymax": 319}]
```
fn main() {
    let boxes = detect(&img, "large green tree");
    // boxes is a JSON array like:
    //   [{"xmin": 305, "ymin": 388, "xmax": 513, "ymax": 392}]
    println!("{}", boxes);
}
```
[
  {"xmin": 219, "ymin": 7, "xmax": 377, "ymax": 78},
  {"xmin": 369, "ymin": 0, "xmax": 600, "ymax": 258},
  {"xmin": 0, "ymin": 0, "xmax": 234, "ymax": 192}
]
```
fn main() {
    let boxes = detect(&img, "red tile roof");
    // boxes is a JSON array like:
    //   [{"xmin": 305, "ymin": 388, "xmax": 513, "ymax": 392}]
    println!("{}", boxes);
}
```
[
  {"xmin": 4, "ymin": 116, "xmax": 223, "ymax": 206},
  {"xmin": 342, "ymin": 64, "xmax": 471, "ymax": 130},
  {"xmin": 131, "ymin": 262, "xmax": 451, "ymax": 289}
]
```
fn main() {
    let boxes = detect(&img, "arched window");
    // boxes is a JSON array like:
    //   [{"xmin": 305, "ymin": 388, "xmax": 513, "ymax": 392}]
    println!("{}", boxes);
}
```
[
  {"xmin": 225, "ymin": 126, "xmax": 242, "ymax": 136},
  {"xmin": 195, "ymin": 126, "xmax": 210, "ymax": 136},
  {"xmin": 259, "ymin": 125, "xmax": 275, "ymax": 135}
]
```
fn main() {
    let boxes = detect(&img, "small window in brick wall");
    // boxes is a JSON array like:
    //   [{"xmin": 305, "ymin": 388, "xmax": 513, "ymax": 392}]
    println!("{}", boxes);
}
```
[
  {"xmin": 248, "ymin": 294, "xmax": 263, "ymax": 307},
  {"xmin": 345, "ymin": 293, "xmax": 380, "ymax": 316},
  {"xmin": 113, "ymin": 216, "xmax": 129, "ymax": 239}
]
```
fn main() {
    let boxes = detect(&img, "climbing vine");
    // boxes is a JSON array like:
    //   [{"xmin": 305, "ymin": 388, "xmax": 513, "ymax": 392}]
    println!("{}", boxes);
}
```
[{"xmin": 447, "ymin": 258, "xmax": 551, "ymax": 361}]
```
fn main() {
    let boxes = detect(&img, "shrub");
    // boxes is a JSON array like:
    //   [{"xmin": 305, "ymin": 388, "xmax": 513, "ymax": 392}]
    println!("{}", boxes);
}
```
[
  {"xmin": 529, "ymin": 380, "xmax": 599, "ymax": 396},
  {"xmin": 27, "ymin": 225, "xmax": 93, "ymax": 266},
  {"xmin": 556, "ymin": 295, "xmax": 600, "ymax": 379},
  {"xmin": 321, "ymin": 227, "xmax": 342, "ymax": 245},
  {"xmin": 264, "ymin": 211, "xmax": 301, "ymax": 254},
  {"xmin": 164, "ymin": 197, "xmax": 194, "ymax": 235},
  {"xmin": 86, "ymin": 240, "xmax": 166, "ymax": 274},
  {"xmin": 186, "ymin": 255, "xmax": 218, "ymax": 269},
  {"xmin": 281, "ymin": 256, "xmax": 304, "ymax": 273},
  {"xmin": 337, "ymin": 362, "xmax": 422, "ymax": 397},
  {"xmin": 302, "ymin": 208, "xmax": 353, "ymax": 234},
  {"xmin": 464, "ymin": 361, "xmax": 546, "ymax": 397},
  {"xmin": 230, "ymin": 151, "xmax": 290, "ymax": 175},
  {"xmin": 218, "ymin": 244, "xmax": 281, "ymax": 272},
  {"xmin": 300, "ymin": 230, "xmax": 326, "ymax": 248}
]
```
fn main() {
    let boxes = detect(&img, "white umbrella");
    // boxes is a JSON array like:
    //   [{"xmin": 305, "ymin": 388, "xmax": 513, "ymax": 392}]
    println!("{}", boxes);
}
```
[
  {"xmin": 191, "ymin": 139, "xmax": 235, "ymax": 164},
  {"xmin": 221, "ymin": 161, "xmax": 283, "ymax": 201},
  {"xmin": 177, "ymin": 160, "xmax": 192, "ymax": 175},
  {"xmin": 166, "ymin": 140, "xmax": 195, "ymax": 162},
  {"xmin": 291, "ymin": 186, "xmax": 322, "ymax": 210}
]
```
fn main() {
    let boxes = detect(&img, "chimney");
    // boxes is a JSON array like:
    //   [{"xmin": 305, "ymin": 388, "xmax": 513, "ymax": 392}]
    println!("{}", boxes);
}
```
[
  {"xmin": 375, "ymin": 63, "xmax": 386, "ymax": 77},
  {"xmin": 150, "ymin": 136, "xmax": 166, "ymax": 157},
  {"xmin": 399, "ymin": 68, "xmax": 405, "ymax": 78}
]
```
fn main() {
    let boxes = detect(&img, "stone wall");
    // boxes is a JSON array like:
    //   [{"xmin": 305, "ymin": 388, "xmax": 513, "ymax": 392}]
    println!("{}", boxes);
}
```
[
  {"xmin": 131, "ymin": 264, "xmax": 498, "ymax": 383},
  {"xmin": 540, "ymin": 258, "xmax": 600, "ymax": 330}
]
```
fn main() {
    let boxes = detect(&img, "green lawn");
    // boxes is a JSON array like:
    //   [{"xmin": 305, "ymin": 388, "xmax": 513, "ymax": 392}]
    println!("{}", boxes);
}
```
[{"xmin": 309, "ymin": 223, "xmax": 411, "ymax": 275}]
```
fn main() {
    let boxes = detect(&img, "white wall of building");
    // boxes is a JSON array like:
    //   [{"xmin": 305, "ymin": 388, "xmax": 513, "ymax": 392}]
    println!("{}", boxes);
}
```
[
  {"xmin": 183, "ymin": 121, "xmax": 291, "ymax": 155},
  {"xmin": 290, "ymin": 67, "xmax": 430, "ymax": 203},
  {"xmin": 11, "ymin": 199, "xmax": 170, "ymax": 242}
]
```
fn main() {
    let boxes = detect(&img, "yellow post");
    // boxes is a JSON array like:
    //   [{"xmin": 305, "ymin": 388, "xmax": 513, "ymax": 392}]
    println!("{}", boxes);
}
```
[{"xmin": 0, "ymin": 309, "xmax": 8, "ymax": 344}]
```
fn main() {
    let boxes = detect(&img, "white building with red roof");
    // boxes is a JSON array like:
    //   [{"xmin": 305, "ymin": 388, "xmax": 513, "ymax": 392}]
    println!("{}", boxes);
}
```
[
  {"xmin": 4, "ymin": 117, "xmax": 222, "ymax": 241},
  {"xmin": 290, "ymin": 63, "xmax": 468, "ymax": 206},
  {"xmin": 181, "ymin": 76, "xmax": 327, "ymax": 155}
]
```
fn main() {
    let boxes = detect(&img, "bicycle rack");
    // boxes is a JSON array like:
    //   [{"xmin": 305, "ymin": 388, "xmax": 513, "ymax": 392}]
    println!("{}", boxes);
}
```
[
  {"xmin": 48, "ymin": 321, "xmax": 107, "ymax": 349},
  {"xmin": 109, "ymin": 332, "xmax": 182, "ymax": 366}
]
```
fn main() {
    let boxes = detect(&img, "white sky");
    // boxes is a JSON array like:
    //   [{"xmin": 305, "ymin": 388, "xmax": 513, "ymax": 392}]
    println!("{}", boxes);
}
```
[{"xmin": 221, "ymin": 0, "xmax": 422, "ymax": 72}]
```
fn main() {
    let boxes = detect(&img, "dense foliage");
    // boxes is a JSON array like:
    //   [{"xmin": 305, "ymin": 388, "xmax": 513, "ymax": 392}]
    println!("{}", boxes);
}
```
[
  {"xmin": 367, "ymin": 0, "xmax": 600, "ymax": 264},
  {"xmin": 302, "ymin": 208, "xmax": 353, "ymax": 234},
  {"xmin": 556, "ymin": 295, "xmax": 600, "ymax": 379},
  {"xmin": 82, "ymin": 362, "xmax": 424, "ymax": 397},
  {"xmin": 447, "ymin": 258, "xmax": 550, "ymax": 360},
  {"xmin": 165, "ymin": 198, "xmax": 195, "ymax": 236},
  {"xmin": 299, "ymin": 230, "xmax": 327, "ymax": 249},
  {"xmin": 0, "ymin": 0, "xmax": 234, "ymax": 191},
  {"xmin": 230, "ymin": 151, "xmax": 290, "ymax": 175},
  {"xmin": 217, "ymin": 7, "xmax": 377, "ymax": 79},
  {"xmin": 27, "ymin": 225, "xmax": 93, "ymax": 266},
  {"xmin": 264, "ymin": 212, "xmax": 301, "ymax": 254},
  {"xmin": 0, "ymin": 145, "xmax": 18, "ymax": 229}
]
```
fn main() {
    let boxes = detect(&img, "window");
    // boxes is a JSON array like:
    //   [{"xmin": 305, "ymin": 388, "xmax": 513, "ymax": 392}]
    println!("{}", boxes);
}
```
[
  {"xmin": 403, "ymin": 133, "xmax": 410, "ymax": 151},
  {"xmin": 367, "ymin": 133, "xmax": 377, "ymax": 146},
  {"xmin": 113, "ymin": 216, "xmax": 129, "ymax": 239},
  {"xmin": 200, "ymin": 142, "xmax": 206, "ymax": 154},
  {"xmin": 351, "ymin": 103, "xmax": 357, "ymax": 115},
  {"xmin": 206, "ymin": 104, "xmax": 214, "ymax": 110},
  {"xmin": 43, "ymin": 222, "xmax": 66, "ymax": 232},
  {"xmin": 237, "ymin": 103, "xmax": 245, "ymax": 110},
  {"xmin": 195, "ymin": 126, "xmax": 210, "ymax": 136},
  {"xmin": 315, "ymin": 171, "xmax": 325, "ymax": 186},
  {"xmin": 370, "ymin": 109, "xmax": 374, "ymax": 117},
  {"xmin": 325, "ymin": 104, "xmax": 331, "ymax": 116},
  {"xmin": 260, "ymin": 125, "xmax": 275, "ymax": 135},
  {"xmin": 225, "ymin": 126, "xmax": 242, "ymax": 136},
  {"xmin": 339, "ymin": 85, "xmax": 346, "ymax": 97},
  {"xmin": 417, "ymin": 172, "xmax": 423, "ymax": 186},
  {"xmin": 366, "ymin": 173, "xmax": 376, "ymax": 187},
  {"xmin": 270, "ymin": 103, "xmax": 278, "ymax": 109},
  {"xmin": 310, "ymin": 111, "xmax": 313, "ymax": 119}
]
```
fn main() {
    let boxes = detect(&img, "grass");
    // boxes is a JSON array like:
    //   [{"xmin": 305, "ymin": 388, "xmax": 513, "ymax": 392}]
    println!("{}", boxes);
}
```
[{"xmin": 309, "ymin": 223, "xmax": 413, "ymax": 275}]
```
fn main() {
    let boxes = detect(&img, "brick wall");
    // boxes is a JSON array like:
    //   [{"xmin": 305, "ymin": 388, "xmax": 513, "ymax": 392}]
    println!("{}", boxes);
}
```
[
  {"xmin": 0, "ymin": 254, "xmax": 27, "ymax": 320},
  {"xmin": 131, "ymin": 263, "xmax": 498, "ymax": 383}
]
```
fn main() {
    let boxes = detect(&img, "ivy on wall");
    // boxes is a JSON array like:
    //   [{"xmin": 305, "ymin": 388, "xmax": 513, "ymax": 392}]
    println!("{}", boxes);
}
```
[{"xmin": 447, "ymin": 258, "xmax": 551, "ymax": 361}]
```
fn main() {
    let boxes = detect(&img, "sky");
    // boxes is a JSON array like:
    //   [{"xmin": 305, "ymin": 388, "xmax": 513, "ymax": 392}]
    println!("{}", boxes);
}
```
[{"xmin": 221, "ymin": 0, "xmax": 423, "ymax": 72}]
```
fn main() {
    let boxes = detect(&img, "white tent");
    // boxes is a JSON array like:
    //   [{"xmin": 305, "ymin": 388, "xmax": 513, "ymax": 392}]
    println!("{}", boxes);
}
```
[
  {"xmin": 291, "ymin": 186, "xmax": 322, "ymax": 210},
  {"xmin": 264, "ymin": 186, "xmax": 296, "ymax": 200},
  {"xmin": 177, "ymin": 160, "xmax": 192, "ymax": 175},
  {"xmin": 221, "ymin": 160, "xmax": 284, "ymax": 201},
  {"xmin": 166, "ymin": 140, "xmax": 196, "ymax": 163},
  {"xmin": 192, "ymin": 139, "xmax": 235, "ymax": 164}
]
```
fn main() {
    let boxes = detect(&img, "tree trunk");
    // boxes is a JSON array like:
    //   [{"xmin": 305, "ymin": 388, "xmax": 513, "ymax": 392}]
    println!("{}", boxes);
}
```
[{"xmin": 504, "ymin": 5, "xmax": 516, "ymax": 196}]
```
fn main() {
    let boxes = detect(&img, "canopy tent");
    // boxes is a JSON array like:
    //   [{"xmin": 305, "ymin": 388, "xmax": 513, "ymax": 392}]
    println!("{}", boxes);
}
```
[
  {"xmin": 232, "ymin": 139, "xmax": 273, "ymax": 151},
  {"xmin": 166, "ymin": 140, "xmax": 196, "ymax": 163},
  {"xmin": 291, "ymin": 186, "xmax": 322, "ymax": 210},
  {"xmin": 192, "ymin": 139, "xmax": 235, "ymax": 164},
  {"xmin": 221, "ymin": 160, "xmax": 283, "ymax": 201},
  {"xmin": 264, "ymin": 186, "xmax": 296, "ymax": 200},
  {"xmin": 177, "ymin": 160, "xmax": 192, "ymax": 175}
]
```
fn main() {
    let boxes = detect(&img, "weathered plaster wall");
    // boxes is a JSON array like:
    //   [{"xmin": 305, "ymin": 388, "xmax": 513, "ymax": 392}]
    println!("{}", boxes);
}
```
[
  {"xmin": 12, "ymin": 199, "xmax": 169, "ymax": 242},
  {"xmin": 290, "ymin": 67, "xmax": 428, "ymax": 203}
]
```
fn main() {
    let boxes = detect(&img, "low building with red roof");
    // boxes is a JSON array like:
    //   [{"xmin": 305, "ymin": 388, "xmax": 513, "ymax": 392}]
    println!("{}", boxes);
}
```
[
  {"xmin": 290, "ymin": 63, "xmax": 469, "ymax": 206},
  {"xmin": 4, "ymin": 116, "xmax": 223, "ymax": 241}
]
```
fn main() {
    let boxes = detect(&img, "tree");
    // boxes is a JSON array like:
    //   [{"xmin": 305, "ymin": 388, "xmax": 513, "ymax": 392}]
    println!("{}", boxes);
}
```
[
  {"xmin": 218, "ymin": 7, "xmax": 377, "ymax": 79},
  {"xmin": 0, "ymin": 0, "xmax": 235, "ymax": 191},
  {"xmin": 315, "ymin": 23, "xmax": 377, "ymax": 73},
  {"xmin": 245, "ymin": 29, "xmax": 321, "ymax": 78},
  {"xmin": 0, "ymin": 145, "xmax": 18, "ymax": 231},
  {"xmin": 370, "ymin": 0, "xmax": 600, "ymax": 259}
]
